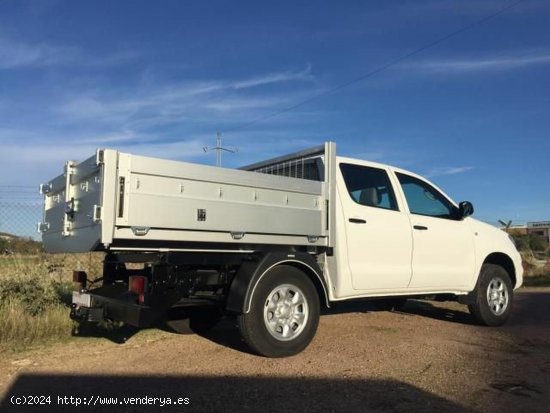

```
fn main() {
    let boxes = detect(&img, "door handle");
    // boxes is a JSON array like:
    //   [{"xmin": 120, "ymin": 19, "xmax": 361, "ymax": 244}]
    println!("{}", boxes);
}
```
[
  {"xmin": 413, "ymin": 225, "xmax": 428, "ymax": 230},
  {"xmin": 349, "ymin": 218, "xmax": 367, "ymax": 224}
]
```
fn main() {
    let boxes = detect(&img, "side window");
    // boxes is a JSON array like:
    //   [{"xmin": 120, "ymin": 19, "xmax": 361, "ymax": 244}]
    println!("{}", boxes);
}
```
[
  {"xmin": 339, "ymin": 163, "xmax": 398, "ymax": 211},
  {"xmin": 396, "ymin": 173, "xmax": 457, "ymax": 219}
]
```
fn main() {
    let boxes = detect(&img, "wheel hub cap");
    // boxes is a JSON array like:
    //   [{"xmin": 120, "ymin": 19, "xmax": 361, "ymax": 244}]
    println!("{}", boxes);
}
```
[
  {"xmin": 486, "ymin": 276, "xmax": 509, "ymax": 316},
  {"xmin": 263, "ymin": 284, "xmax": 309, "ymax": 342},
  {"xmin": 277, "ymin": 303, "xmax": 292, "ymax": 318}
]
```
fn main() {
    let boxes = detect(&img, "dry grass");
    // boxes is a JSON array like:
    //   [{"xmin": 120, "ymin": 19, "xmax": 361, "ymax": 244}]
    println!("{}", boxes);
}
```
[
  {"xmin": 0, "ymin": 300, "xmax": 74, "ymax": 351},
  {"xmin": 521, "ymin": 251, "xmax": 550, "ymax": 286},
  {"xmin": 0, "ymin": 252, "xmax": 109, "ymax": 352},
  {"xmin": 0, "ymin": 255, "xmax": 76, "ymax": 352},
  {"xmin": 0, "ymin": 252, "xmax": 104, "ymax": 280}
]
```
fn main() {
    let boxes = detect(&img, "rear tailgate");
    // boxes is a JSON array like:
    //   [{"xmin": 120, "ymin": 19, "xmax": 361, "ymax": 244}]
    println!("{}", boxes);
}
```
[{"xmin": 39, "ymin": 149, "xmax": 118, "ymax": 253}]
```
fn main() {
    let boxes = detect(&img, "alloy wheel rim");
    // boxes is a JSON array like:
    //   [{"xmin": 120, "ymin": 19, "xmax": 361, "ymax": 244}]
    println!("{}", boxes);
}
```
[
  {"xmin": 263, "ymin": 284, "xmax": 309, "ymax": 341},
  {"xmin": 486, "ymin": 276, "xmax": 509, "ymax": 316}
]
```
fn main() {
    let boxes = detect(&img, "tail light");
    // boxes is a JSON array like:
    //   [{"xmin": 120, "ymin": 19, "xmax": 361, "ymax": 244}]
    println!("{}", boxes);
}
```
[{"xmin": 128, "ymin": 275, "xmax": 148, "ymax": 304}]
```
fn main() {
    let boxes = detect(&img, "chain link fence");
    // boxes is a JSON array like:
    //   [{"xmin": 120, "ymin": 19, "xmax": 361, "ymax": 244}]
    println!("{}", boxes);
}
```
[{"xmin": 0, "ymin": 195, "xmax": 104, "ymax": 281}]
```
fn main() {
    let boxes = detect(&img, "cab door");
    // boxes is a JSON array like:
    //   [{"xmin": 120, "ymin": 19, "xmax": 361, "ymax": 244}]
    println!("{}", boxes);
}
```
[
  {"xmin": 338, "ymin": 162, "xmax": 413, "ymax": 290},
  {"xmin": 395, "ymin": 172, "xmax": 475, "ymax": 289}
]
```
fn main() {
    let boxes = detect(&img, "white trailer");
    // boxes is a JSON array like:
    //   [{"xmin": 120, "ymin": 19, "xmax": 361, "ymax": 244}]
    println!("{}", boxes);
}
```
[{"xmin": 40, "ymin": 142, "xmax": 523, "ymax": 357}]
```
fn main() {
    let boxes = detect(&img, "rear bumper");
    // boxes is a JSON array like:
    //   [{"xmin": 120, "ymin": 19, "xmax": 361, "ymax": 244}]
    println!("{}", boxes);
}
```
[{"xmin": 70, "ymin": 291, "xmax": 157, "ymax": 327}]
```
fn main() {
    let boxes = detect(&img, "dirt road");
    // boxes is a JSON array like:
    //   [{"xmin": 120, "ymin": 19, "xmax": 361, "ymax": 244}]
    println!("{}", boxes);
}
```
[{"xmin": 1, "ymin": 287, "xmax": 549, "ymax": 413}]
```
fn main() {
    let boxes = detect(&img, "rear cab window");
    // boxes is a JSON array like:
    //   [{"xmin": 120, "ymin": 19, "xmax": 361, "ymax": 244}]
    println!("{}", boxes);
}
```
[{"xmin": 339, "ymin": 163, "xmax": 399, "ymax": 211}]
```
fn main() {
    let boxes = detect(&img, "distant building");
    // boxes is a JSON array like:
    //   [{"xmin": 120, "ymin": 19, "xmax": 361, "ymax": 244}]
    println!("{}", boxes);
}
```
[
  {"xmin": 503, "ymin": 225, "xmax": 528, "ymax": 236},
  {"xmin": 527, "ymin": 221, "xmax": 550, "ymax": 243}
]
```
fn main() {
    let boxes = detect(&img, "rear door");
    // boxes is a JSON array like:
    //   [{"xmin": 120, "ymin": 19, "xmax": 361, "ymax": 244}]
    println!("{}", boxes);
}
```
[
  {"xmin": 395, "ymin": 172, "xmax": 475, "ymax": 289},
  {"xmin": 338, "ymin": 162, "xmax": 413, "ymax": 290}
]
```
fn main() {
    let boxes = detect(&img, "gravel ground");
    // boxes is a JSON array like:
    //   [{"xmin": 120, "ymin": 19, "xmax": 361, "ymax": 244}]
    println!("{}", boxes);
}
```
[{"xmin": 1, "ymin": 287, "xmax": 549, "ymax": 413}]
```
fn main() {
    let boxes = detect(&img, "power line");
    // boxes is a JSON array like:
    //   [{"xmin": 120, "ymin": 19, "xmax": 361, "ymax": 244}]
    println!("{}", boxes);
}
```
[{"xmin": 224, "ymin": 0, "xmax": 527, "ymax": 134}]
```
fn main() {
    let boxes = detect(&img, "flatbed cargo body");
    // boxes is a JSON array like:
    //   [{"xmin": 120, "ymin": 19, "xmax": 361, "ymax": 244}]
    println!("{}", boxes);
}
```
[{"xmin": 40, "ymin": 144, "xmax": 334, "ymax": 253}]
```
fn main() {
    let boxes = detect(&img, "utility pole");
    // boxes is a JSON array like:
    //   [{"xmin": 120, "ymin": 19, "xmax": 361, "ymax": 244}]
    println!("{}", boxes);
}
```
[{"xmin": 203, "ymin": 132, "xmax": 238, "ymax": 167}]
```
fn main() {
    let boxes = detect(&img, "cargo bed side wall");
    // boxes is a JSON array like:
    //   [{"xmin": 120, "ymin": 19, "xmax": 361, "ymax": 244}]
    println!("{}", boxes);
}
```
[{"xmin": 113, "ymin": 154, "xmax": 326, "ymax": 246}]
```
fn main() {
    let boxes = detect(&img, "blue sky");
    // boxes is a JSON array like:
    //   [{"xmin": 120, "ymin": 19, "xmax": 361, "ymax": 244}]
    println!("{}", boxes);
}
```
[{"xmin": 0, "ymin": 0, "xmax": 549, "ymax": 235}]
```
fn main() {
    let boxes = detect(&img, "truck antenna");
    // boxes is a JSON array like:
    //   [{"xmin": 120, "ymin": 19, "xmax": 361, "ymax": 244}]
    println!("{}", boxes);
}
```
[{"xmin": 203, "ymin": 132, "xmax": 238, "ymax": 167}]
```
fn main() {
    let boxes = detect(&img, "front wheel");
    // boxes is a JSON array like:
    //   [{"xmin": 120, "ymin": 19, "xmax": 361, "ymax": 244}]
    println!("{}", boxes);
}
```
[
  {"xmin": 468, "ymin": 264, "xmax": 513, "ymax": 326},
  {"xmin": 237, "ymin": 265, "xmax": 320, "ymax": 358}
]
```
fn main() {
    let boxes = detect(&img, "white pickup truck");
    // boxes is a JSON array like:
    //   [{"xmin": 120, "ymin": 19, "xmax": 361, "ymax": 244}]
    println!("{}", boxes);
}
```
[{"xmin": 39, "ymin": 142, "xmax": 523, "ymax": 357}]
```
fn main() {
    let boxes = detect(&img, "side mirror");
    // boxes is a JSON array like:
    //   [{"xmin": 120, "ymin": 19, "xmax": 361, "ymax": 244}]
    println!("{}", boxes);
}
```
[{"xmin": 458, "ymin": 201, "xmax": 474, "ymax": 219}]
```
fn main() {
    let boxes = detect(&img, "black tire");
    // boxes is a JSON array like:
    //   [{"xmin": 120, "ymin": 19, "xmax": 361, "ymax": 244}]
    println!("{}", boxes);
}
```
[
  {"xmin": 374, "ymin": 298, "xmax": 407, "ymax": 311},
  {"xmin": 468, "ymin": 264, "xmax": 513, "ymax": 326},
  {"xmin": 237, "ymin": 265, "xmax": 320, "ymax": 358}
]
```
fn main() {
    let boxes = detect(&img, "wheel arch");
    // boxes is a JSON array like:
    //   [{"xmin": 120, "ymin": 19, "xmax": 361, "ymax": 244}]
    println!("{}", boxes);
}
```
[
  {"xmin": 225, "ymin": 252, "xmax": 330, "ymax": 314},
  {"xmin": 483, "ymin": 252, "xmax": 517, "ymax": 287}
]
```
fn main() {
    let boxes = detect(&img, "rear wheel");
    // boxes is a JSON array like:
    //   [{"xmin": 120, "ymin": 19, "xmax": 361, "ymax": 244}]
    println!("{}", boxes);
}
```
[
  {"xmin": 468, "ymin": 264, "xmax": 513, "ymax": 326},
  {"xmin": 237, "ymin": 265, "xmax": 320, "ymax": 358}
]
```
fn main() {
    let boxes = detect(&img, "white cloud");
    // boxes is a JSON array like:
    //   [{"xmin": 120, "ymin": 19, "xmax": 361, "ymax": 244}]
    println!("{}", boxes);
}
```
[
  {"xmin": 87, "ymin": 50, "xmax": 142, "ymax": 68},
  {"xmin": 0, "ymin": 37, "xmax": 141, "ymax": 70},
  {"xmin": 59, "ymin": 97, "xmax": 108, "ymax": 118},
  {"xmin": 407, "ymin": 52, "xmax": 550, "ymax": 74},
  {"xmin": 0, "ymin": 64, "xmax": 322, "ymax": 186},
  {"xmin": 203, "ymin": 96, "xmax": 292, "ymax": 112},
  {"xmin": 0, "ymin": 39, "xmax": 77, "ymax": 69},
  {"xmin": 79, "ymin": 130, "xmax": 139, "ymax": 145},
  {"xmin": 124, "ymin": 138, "xmax": 212, "ymax": 160},
  {"xmin": 0, "ymin": 137, "xmax": 212, "ymax": 186},
  {"xmin": 424, "ymin": 166, "xmax": 474, "ymax": 177},
  {"xmin": 232, "ymin": 63, "xmax": 313, "ymax": 89},
  {"xmin": 55, "ymin": 65, "xmax": 318, "ymax": 130}
]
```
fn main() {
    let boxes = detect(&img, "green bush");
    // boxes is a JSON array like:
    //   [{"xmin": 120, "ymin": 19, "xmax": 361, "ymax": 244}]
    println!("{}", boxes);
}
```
[
  {"xmin": 514, "ymin": 235, "xmax": 530, "ymax": 251},
  {"xmin": 0, "ymin": 274, "xmax": 72, "ymax": 316},
  {"xmin": 0, "ymin": 263, "xmax": 74, "ymax": 350},
  {"xmin": 0, "ymin": 236, "xmax": 43, "ymax": 255},
  {"xmin": 0, "ymin": 300, "xmax": 73, "ymax": 349},
  {"xmin": 0, "ymin": 238, "xmax": 10, "ymax": 254},
  {"xmin": 513, "ymin": 234, "xmax": 549, "ymax": 252},
  {"xmin": 0, "ymin": 253, "xmax": 107, "ymax": 351},
  {"xmin": 53, "ymin": 280, "xmax": 74, "ymax": 306},
  {"xmin": 530, "ymin": 235, "xmax": 549, "ymax": 252}
]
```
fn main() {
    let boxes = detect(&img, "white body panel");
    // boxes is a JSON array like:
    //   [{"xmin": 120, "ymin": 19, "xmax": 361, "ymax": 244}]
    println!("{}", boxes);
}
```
[
  {"xmin": 469, "ymin": 219, "xmax": 524, "ymax": 290},
  {"xmin": 388, "ymin": 169, "xmax": 476, "ymax": 290},
  {"xmin": 407, "ymin": 215, "xmax": 475, "ymax": 289},
  {"xmin": 336, "ymin": 159, "xmax": 413, "ymax": 290}
]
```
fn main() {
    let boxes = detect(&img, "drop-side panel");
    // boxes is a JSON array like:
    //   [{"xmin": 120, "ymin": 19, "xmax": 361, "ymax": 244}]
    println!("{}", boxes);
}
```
[
  {"xmin": 115, "ymin": 153, "xmax": 326, "ymax": 244},
  {"xmin": 41, "ymin": 151, "xmax": 112, "ymax": 253}
]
